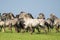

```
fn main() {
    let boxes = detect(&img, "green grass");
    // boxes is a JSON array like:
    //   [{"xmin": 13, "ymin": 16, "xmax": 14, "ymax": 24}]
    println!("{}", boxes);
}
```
[{"xmin": 0, "ymin": 28, "xmax": 60, "ymax": 40}]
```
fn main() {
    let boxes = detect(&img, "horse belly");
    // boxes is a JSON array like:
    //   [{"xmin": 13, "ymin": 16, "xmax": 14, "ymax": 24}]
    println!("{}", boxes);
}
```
[
  {"xmin": 5, "ymin": 22, "xmax": 11, "ymax": 26},
  {"xmin": 0, "ymin": 21, "xmax": 4, "ymax": 26},
  {"xmin": 31, "ymin": 19, "xmax": 39, "ymax": 27},
  {"xmin": 11, "ymin": 20, "xmax": 17, "ymax": 25}
]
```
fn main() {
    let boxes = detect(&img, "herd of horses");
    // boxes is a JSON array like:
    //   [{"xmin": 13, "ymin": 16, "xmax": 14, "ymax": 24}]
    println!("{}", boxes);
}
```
[{"xmin": 0, "ymin": 11, "xmax": 60, "ymax": 34}]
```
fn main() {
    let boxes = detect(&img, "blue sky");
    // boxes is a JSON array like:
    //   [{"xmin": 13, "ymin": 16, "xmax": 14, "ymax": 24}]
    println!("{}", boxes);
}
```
[{"xmin": 0, "ymin": 0, "xmax": 60, "ymax": 18}]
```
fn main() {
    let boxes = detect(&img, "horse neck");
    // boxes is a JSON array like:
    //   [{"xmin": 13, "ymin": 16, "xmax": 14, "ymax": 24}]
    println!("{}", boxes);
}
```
[
  {"xmin": 24, "ymin": 17, "xmax": 31, "ymax": 21},
  {"xmin": 55, "ymin": 17, "xmax": 58, "ymax": 20},
  {"xmin": 52, "ymin": 17, "xmax": 58, "ymax": 23},
  {"xmin": 10, "ymin": 16, "xmax": 15, "ymax": 19}
]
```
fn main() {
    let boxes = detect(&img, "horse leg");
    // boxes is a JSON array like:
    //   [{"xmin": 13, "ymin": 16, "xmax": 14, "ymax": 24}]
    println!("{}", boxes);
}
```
[
  {"xmin": 17, "ymin": 28, "xmax": 20, "ymax": 33},
  {"xmin": 0, "ymin": 26, "xmax": 2, "ymax": 32},
  {"xmin": 19, "ymin": 28, "xmax": 21, "ymax": 32},
  {"xmin": 42, "ymin": 26, "xmax": 47, "ymax": 34},
  {"xmin": 56, "ymin": 27, "xmax": 59, "ymax": 32},
  {"xmin": 30, "ymin": 27, "xmax": 33, "ymax": 34},
  {"xmin": 14, "ymin": 25, "xmax": 18, "ymax": 33},
  {"xmin": 45, "ymin": 23, "xmax": 50, "ymax": 32},
  {"xmin": 17, "ymin": 27, "xmax": 22, "ymax": 33},
  {"xmin": 47, "ymin": 27, "xmax": 49, "ymax": 32},
  {"xmin": 47, "ymin": 26, "xmax": 50, "ymax": 32},
  {"xmin": 15, "ymin": 27, "xmax": 19, "ymax": 33},
  {"xmin": 32, "ymin": 27, "xmax": 35, "ymax": 32},
  {"xmin": 21, "ymin": 26, "xmax": 27, "ymax": 33},
  {"xmin": 44, "ymin": 28, "xmax": 47, "ymax": 34},
  {"xmin": 25, "ymin": 27, "xmax": 29, "ymax": 32},
  {"xmin": 36, "ymin": 27, "xmax": 40, "ymax": 33},
  {"xmin": 55, "ymin": 25, "xmax": 59, "ymax": 32},
  {"xmin": 58, "ymin": 25, "xmax": 60, "ymax": 32},
  {"xmin": 3, "ymin": 25, "xmax": 6, "ymax": 32},
  {"xmin": 9, "ymin": 26, "xmax": 12, "ymax": 32},
  {"xmin": 9, "ymin": 24, "xmax": 12, "ymax": 32},
  {"xmin": 39, "ymin": 25, "xmax": 47, "ymax": 33},
  {"xmin": 49, "ymin": 25, "xmax": 53, "ymax": 32}
]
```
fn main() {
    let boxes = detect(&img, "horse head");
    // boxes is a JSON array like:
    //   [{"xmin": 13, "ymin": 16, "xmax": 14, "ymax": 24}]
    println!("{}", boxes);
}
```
[
  {"xmin": 37, "ymin": 13, "xmax": 45, "ymax": 19},
  {"xmin": 8, "ymin": 12, "xmax": 15, "ymax": 19},
  {"xmin": 1, "ymin": 13, "xmax": 8, "ymax": 21}
]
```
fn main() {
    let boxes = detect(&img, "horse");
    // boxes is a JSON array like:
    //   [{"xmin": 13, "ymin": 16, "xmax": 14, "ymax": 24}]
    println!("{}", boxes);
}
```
[
  {"xmin": 0, "ymin": 13, "xmax": 12, "ymax": 32},
  {"xmin": 50, "ymin": 13, "xmax": 60, "ymax": 32},
  {"xmin": 0, "ymin": 12, "xmax": 19, "ymax": 32},
  {"xmin": 6, "ymin": 12, "xmax": 20, "ymax": 32},
  {"xmin": 0, "ymin": 13, "xmax": 11, "ymax": 32}
]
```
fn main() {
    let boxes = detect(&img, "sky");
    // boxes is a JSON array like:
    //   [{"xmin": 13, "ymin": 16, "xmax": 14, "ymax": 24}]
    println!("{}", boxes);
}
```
[{"xmin": 0, "ymin": 0, "xmax": 60, "ymax": 18}]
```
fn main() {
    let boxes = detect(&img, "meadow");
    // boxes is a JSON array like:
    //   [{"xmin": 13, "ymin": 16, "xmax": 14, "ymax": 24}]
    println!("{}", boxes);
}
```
[{"xmin": 0, "ymin": 28, "xmax": 60, "ymax": 40}]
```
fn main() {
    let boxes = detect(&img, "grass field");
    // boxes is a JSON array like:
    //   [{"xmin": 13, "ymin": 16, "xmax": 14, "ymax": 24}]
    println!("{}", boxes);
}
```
[{"xmin": 0, "ymin": 28, "xmax": 60, "ymax": 40}]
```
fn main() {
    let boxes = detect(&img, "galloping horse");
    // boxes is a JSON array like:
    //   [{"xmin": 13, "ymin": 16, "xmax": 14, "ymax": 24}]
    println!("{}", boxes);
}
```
[
  {"xmin": 0, "ymin": 13, "xmax": 11, "ymax": 32},
  {"xmin": 37, "ymin": 13, "xmax": 54, "ymax": 32},
  {"xmin": 0, "ymin": 12, "xmax": 18, "ymax": 32},
  {"xmin": 50, "ymin": 13, "xmax": 60, "ymax": 32},
  {"xmin": 6, "ymin": 12, "xmax": 19, "ymax": 32}
]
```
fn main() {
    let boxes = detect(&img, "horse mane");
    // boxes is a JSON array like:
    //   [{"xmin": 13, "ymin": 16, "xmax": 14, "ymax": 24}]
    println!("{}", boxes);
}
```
[
  {"xmin": 8, "ymin": 12, "xmax": 15, "ymax": 18},
  {"xmin": 27, "ymin": 13, "xmax": 34, "ymax": 19},
  {"xmin": 39, "ymin": 13, "xmax": 44, "ymax": 16},
  {"xmin": 1, "ymin": 13, "xmax": 8, "ymax": 21},
  {"xmin": 2, "ymin": 13, "xmax": 7, "ymax": 15},
  {"xmin": 2, "ymin": 13, "xmax": 8, "ymax": 17},
  {"xmin": 50, "ymin": 13, "xmax": 58, "ymax": 20}
]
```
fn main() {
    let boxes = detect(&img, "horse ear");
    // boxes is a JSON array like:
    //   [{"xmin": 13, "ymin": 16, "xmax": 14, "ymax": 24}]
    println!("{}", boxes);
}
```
[
  {"xmin": 27, "ymin": 13, "xmax": 34, "ymax": 19},
  {"xmin": 50, "ymin": 13, "xmax": 58, "ymax": 19},
  {"xmin": 2, "ymin": 13, "xmax": 7, "ymax": 16}
]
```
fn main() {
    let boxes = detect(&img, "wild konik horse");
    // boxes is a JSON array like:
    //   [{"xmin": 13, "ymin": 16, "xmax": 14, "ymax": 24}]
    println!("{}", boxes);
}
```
[
  {"xmin": 0, "ymin": 13, "xmax": 11, "ymax": 32},
  {"xmin": 0, "ymin": 12, "xmax": 19, "ymax": 32},
  {"xmin": 37, "ymin": 13, "xmax": 53, "ymax": 32},
  {"xmin": 50, "ymin": 13, "xmax": 60, "ymax": 32}
]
